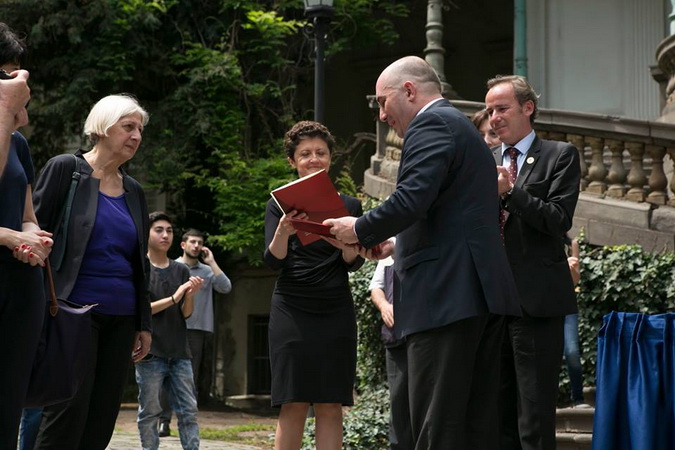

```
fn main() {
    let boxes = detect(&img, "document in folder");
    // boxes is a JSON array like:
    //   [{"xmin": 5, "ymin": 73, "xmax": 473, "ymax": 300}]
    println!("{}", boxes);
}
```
[{"xmin": 271, "ymin": 169, "xmax": 348, "ymax": 245}]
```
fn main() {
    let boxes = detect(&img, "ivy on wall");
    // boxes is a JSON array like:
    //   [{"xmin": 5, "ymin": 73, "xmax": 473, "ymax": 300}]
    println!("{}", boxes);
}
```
[{"xmin": 567, "ymin": 242, "xmax": 675, "ymax": 397}]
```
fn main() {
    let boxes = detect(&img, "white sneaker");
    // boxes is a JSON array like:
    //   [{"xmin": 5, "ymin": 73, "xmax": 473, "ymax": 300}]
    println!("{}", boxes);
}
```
[{"xmin": 574, "ymin": 403, "xmax": 592, "ymax": 409}]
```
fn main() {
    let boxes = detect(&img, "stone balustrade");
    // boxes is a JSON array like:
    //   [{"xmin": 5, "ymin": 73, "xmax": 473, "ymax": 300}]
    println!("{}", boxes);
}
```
[
  {"xmin": 363, "ymin": 98, "xmax": 675, "ymax": 251},
  {"xmin": 365, "ymin": 98, "xmax": 675, "ymax": 206}
]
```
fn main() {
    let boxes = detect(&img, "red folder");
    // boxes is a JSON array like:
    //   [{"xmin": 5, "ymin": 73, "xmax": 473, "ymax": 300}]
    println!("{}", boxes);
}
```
[{"xmin": 271, "ymin": 169, "xmax": 348, "ymax": 245}]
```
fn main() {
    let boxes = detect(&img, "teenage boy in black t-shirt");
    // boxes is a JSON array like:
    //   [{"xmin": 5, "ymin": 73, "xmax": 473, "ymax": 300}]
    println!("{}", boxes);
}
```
[{"xmin": 135, "ymin": 211, "xmax": 203, "ymax": 450}]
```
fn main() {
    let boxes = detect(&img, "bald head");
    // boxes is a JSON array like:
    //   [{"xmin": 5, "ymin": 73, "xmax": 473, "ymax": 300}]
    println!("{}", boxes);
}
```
[
  {"xmin": 375, "ymin": 56, "xmax": 444, "ymax": 137},
  {"xmin": 380, "ymin": 56, "xmax": 442, "ymax": 97}
]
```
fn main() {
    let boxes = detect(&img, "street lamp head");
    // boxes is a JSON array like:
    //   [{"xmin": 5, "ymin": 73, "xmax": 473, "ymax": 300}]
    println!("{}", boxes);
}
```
[{"xmin": 304, "ymin": 0, "xmax": 334, "ymax": 18}]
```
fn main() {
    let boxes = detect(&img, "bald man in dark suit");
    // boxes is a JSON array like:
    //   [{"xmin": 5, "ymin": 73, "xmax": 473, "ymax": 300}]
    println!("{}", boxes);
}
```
[
  {"xmin": 485, "ymin": 75, "xmax": 581, "ymax": 450},
  {"xmin": 326, "ymin": 56, "xmax": 521, "ymax": 449}
]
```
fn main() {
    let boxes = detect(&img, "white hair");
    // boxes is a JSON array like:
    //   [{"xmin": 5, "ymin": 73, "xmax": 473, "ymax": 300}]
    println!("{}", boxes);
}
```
[{"xmin": 83, "ymin": 94, "xmax": 149, "ymax": 144}]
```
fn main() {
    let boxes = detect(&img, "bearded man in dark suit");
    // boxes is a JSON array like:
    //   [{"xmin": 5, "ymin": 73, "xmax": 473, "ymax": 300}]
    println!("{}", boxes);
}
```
[
  {"xmin": 485, "ymin": 75, "xmax": 581, "ymax": 450},
  {"xmin": 326, "ymin": 56, "xmax": 521, "ymax": 449}
]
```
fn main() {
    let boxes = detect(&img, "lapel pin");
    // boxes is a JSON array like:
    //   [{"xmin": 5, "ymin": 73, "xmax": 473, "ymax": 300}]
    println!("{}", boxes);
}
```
[{"xmin": 526, "ymin": 156, "xmax": 535, "ymax": 165}]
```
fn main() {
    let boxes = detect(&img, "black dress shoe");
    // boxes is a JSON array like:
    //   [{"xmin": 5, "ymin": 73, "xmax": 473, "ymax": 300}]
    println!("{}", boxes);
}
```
[{"xmin": 158, "ymin": 422, "xmax": 171, "ymax": 437}]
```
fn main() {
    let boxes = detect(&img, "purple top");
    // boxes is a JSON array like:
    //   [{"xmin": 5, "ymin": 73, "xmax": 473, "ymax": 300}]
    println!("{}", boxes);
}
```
[{"xmin": 69, "ymin": 192, "xmax": 137, "ymax": 315}]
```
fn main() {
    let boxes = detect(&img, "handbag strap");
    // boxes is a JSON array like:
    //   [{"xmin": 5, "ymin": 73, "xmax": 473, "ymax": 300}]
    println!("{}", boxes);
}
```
[
  {"xmin": 51, "ymin": 154, "xmax": 81, "ymax": 271},
  {"xmin": 45, "ymin": 259, "xmax": 59, "ymax": 317}
]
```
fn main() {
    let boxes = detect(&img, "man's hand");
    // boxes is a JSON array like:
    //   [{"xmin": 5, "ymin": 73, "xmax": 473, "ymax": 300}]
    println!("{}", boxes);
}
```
[
  {"xmin": 132, "ymin": 331, "xmax": 152, "ymax": 362},
  {"xmin": 323, "ymin": 216, "xmax": 358, "ymax": 244},
  {"xmin": 200, "ymin": 246, "xmax": 215, "ymax": 264},
  {"xmin": 358, "ymin": 238, "xmax": 395, "ymax": 261},
  {"xmin": 380, "ymin": 302, "xmax": 394, "ymax": 328},
  {"xmin": 496, "ymin": 165, "xmax": 512, "ymax": 195}
]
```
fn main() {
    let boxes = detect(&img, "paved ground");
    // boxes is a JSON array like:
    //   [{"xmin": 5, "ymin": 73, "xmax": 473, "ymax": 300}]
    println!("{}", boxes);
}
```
[
  {"xmin": 108, "ymin": 404, "xmax": 277, "ymax": 449},
  {"xmin": 107, "ymin": 433, "xmax": 261, "ymax": 449}
]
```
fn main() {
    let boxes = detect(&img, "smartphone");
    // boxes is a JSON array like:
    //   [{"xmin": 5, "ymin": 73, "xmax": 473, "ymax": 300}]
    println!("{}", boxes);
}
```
[
  {"xmin": 0, "ymin": 69, "xmax": 13, "ymax": 80},
  {"xmin": 199, "ymin": 249, "xmax": 207, "ymax": 259}
]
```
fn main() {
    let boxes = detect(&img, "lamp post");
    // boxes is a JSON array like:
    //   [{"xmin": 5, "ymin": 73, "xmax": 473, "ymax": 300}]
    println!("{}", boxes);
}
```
[{"xmin": 304, "ymin": 0, "xmax": 334, "ymax": 124}]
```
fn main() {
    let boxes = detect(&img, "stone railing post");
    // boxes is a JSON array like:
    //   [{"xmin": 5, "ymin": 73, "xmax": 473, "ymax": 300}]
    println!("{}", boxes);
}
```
[
  {"xmin": 586, "ymin": 136, "xmax": 607, "ymax": 194},
  {"xmin": 646, "ymin": 145, "xmax": 668, "ymax": 205},
  {"xmin": 667, "ymin": 147, "xmax": 675, "ymax": 206},
  {"xmin": 605, "ymin": 139, "xmax": 627, "ymax": 198},
  {"xmin": 626, "ymin": 142, "xmax": 647, "ymax": 202},
  {"xmin": 568, "ymin": 134, "xmax": 587, "ymax": 191}
]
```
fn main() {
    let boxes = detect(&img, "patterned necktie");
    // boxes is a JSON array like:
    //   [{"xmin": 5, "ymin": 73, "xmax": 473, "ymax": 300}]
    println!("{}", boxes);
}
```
[{"xmin": 499, "ymin": 148, "xmax": 520, "ymax": 242}]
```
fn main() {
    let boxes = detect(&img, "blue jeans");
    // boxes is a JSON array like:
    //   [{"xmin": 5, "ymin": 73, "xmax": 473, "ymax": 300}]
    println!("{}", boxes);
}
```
[
  {"xmin": 563, "ymin": 314, "xmax": 585, "ymax": 403},
  {"xmin": 135, "ymin": 356, "xmax": 199, "ymax": 450},
  {"xmin": 19, "ymin": 408, "xmax": 42, "ymax": 450}
]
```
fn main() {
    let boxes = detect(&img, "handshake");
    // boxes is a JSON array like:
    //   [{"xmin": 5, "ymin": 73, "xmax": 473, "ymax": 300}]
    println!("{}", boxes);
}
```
[{"xmin": 321, "ymin": 216, "xmax": 395, "ymax": 261}]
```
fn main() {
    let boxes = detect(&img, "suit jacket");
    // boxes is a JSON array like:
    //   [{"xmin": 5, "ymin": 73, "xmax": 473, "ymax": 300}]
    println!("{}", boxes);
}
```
[
  {"xmin": 356, "ymin": 99, "xmax": 521, "ymax": 338},
  {"xmin": 33, "ymin": 150, "xmax": 152, "ymax": 332},
  {"xmin": 495, "ymin": 136, "xmax": 580, "ymax": 317}
]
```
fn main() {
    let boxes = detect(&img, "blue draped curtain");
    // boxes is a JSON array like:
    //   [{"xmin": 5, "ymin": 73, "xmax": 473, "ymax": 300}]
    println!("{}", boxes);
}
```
[{"xmin": 592, "ymin": 312, "xmax": 675, "ymax": 449}]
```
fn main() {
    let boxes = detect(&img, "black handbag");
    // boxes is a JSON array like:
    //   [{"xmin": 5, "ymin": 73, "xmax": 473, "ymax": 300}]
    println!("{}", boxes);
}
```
[{"xmin": 24, "ymin": 261, "xmax": 95, "ymax": 408}]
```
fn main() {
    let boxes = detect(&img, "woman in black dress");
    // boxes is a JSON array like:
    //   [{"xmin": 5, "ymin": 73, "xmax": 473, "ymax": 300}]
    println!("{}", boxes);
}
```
[{"xmin": 264, "ymin": 121, "xmax": 364, "ymax": 449}]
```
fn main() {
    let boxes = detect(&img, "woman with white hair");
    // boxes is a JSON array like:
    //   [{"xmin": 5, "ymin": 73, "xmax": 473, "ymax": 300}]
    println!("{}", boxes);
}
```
[{"xmin": 32, "ymin": 94, "xmax": 152, "ymax": 449}]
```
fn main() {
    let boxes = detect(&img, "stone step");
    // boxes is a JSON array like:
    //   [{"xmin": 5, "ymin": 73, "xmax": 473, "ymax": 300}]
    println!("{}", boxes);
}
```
[
  {"xmin": 556, "ymin": 432, "xmax": 593, "ymax": 450},
  {"xmin": 556, "ymin": 406, "xmax": 595, "ymax": 434}
]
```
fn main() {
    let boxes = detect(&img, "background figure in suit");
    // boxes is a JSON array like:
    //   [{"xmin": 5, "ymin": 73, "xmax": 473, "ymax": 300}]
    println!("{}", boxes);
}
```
[
  {"xmin": 368, "ymin": 237, "xmax": 413, "ymax": 449},
  {"xmin": 326, "ymin": 56, "xmax": 521, "ymax": 449},
  {"xmin": 484, "ymin": 75, "xmax": 581, "ymax": 450}
]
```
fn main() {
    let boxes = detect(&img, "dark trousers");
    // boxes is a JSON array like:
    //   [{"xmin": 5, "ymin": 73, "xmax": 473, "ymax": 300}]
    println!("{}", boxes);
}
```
[
  {"xmin": 160, "ymin": 329, "xmax": 208, "ymax": 424},
  {"xmin": 406, "ymin": 314, "xmax": 505, "ymax": 450},
  {"xmin": 0, "ymin": 262, "xmax": 45, "ymax": 450},
  {"xmin": 499, "ymin": 315, "xmax": 565, "ymax": 450},
  {"xmin": 386, "ymin": 344, "xmax": 413, "ymax": 450},
  {"xmin": 35, "ymin": 313, "xmax": 136, "ymax": 450}
]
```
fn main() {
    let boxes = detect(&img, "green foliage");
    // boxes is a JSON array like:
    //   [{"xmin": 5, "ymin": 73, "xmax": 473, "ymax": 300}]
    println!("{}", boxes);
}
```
[
  {"xmin": 559, "ymin": 241, "xmax": 675, "ymax": 403},
  {"xmin": 302, "ymin": 387, "xmax": 390, "ymax": 449},
  {"xmin": 197, "ymin": 157, "xmax": 294, "ymax": 264},
  {"xmin": 5, "ymin": 0, "xmax": 409, "ymax": 263},
  {"xmin": 347, "ymin": 196, "xmax": 387, "ymax": 391},
  {"xmin": 343, "ymin": 387, "xmax": 390, "ymax": 449},
  {"xmin": 350, "ymin": 259, "xmax": 386, "ymax": 390}
]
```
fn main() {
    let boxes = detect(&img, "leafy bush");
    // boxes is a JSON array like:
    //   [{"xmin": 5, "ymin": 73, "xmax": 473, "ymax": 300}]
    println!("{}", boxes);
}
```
[
  {"xmin": 301, "ymin": 387, "xmax": 390, "ymax": 450},
  {"xmin": 350, "ymin": 259, "xmax": 386, "ymax": 391},
  {"xmin": 570, "ymin": 242, "xmax": 675, "ymax": 395}
]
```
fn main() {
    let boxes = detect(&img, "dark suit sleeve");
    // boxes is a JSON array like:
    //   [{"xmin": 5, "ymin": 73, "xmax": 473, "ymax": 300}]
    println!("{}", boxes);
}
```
[
  {"xmin": 343, "ymin": 195, "xmax": 365, "ymax": 271},
  {"xmin": 504, "ymin": 143, "xmax": 580, "ymax": 236},
  {"xmin": 355, "ymin": 112, "xmax": 456, "ymax": 248}
]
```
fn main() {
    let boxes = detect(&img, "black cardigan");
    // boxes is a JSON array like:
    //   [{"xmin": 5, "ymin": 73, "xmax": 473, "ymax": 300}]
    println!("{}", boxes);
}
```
[{"xmin": 32, "ymin": 150, "xmax": 151, "ymax": 332}]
